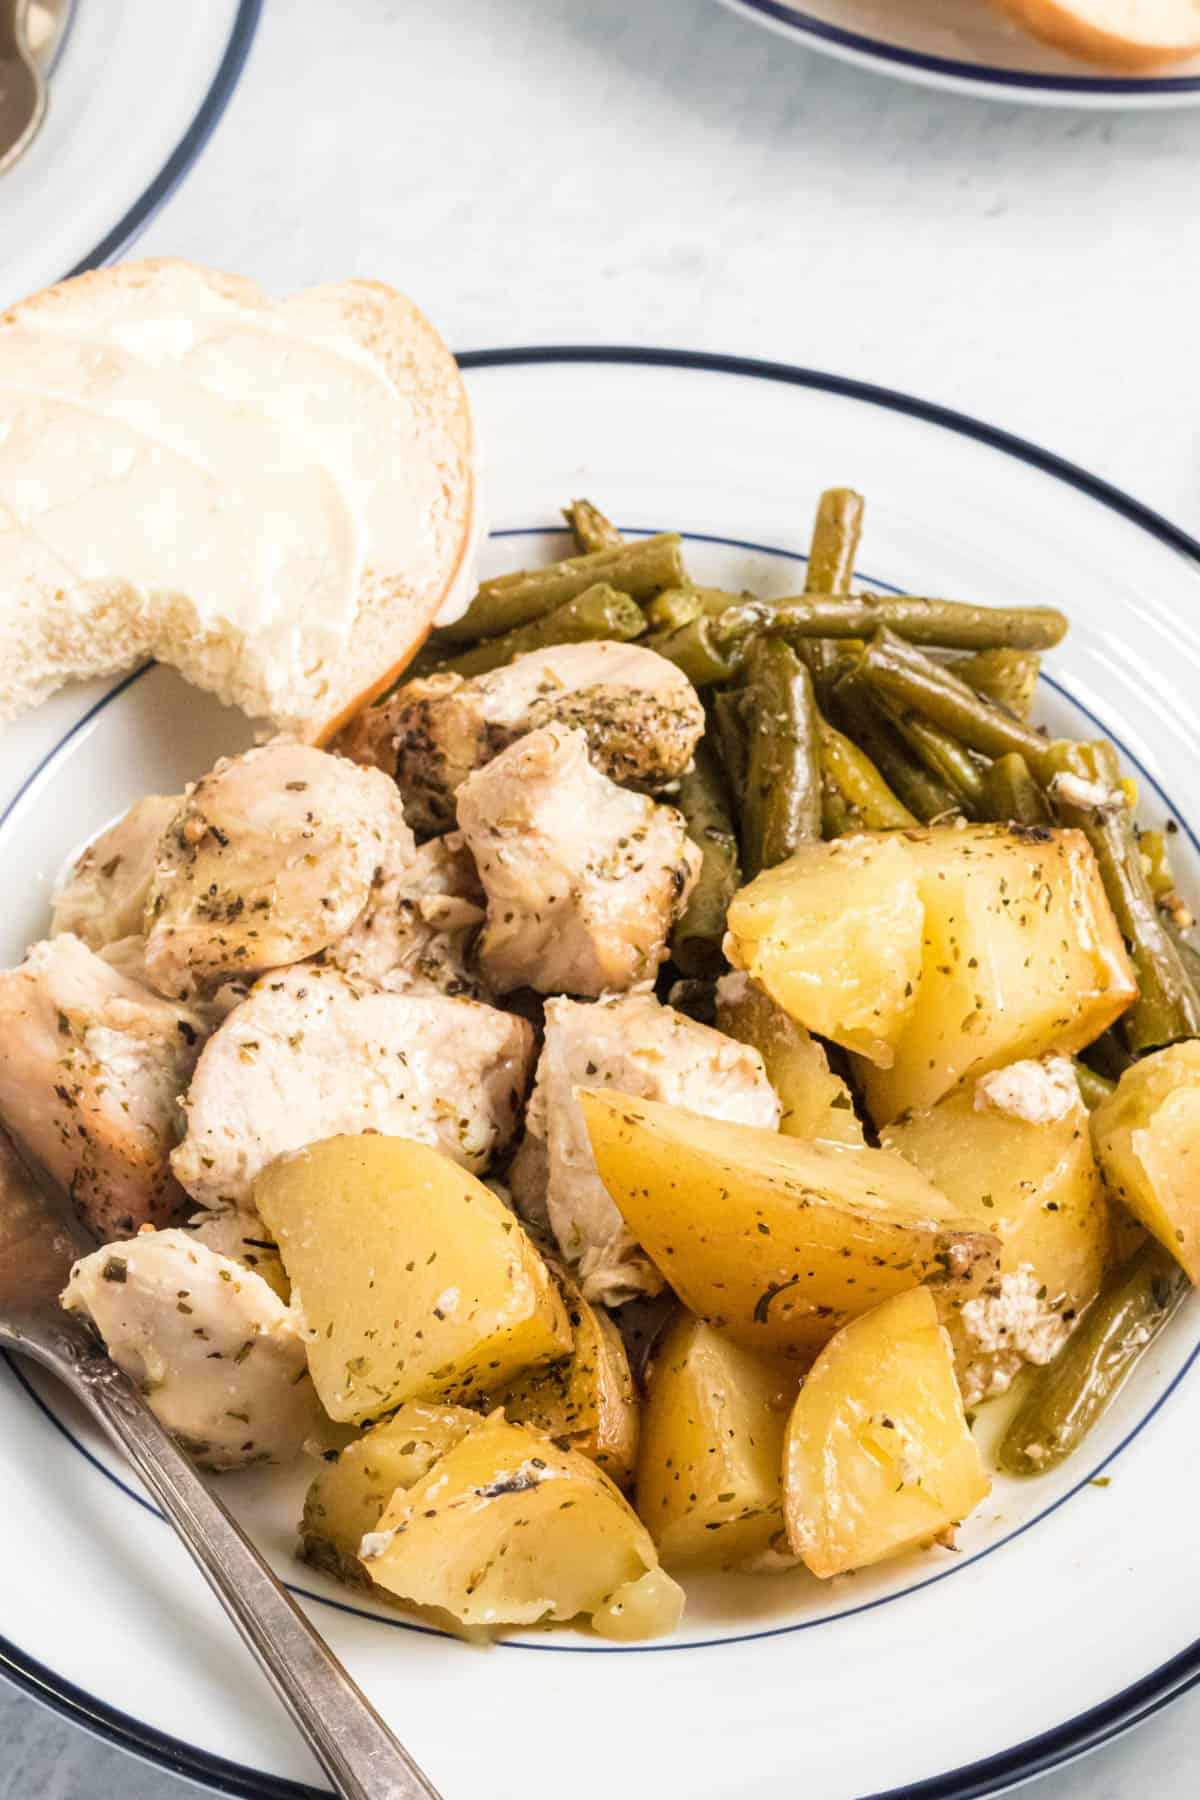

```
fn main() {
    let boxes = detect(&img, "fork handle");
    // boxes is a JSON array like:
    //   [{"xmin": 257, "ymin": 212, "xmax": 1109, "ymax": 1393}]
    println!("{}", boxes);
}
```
[{"xmin": 52, "ymin": 1339, "xmax": 443, "ymax": 1800}]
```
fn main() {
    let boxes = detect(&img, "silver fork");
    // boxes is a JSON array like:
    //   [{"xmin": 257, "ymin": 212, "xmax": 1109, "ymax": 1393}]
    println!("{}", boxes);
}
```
[{"xmin": 0, "ymin": 1128, "xmax": 443, "ymax": 1800}]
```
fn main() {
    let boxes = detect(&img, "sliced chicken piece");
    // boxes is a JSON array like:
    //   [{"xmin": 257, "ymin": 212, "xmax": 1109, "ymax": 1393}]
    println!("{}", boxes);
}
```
[
  {"xmin": 62, "ymin": 1229, "xmax": 318, "ymax": 1469},
  {"xmin": 389, "ymin": 641, "xmax": 706, "ymax": 833},
  {"xmin": 143, "ymin": 743, "xmax": 415, "ymax": 998},
  {"xmin": 183, "ymin": 1207, "xmax": 290, "ymax": 1300},
  {"xmin": 0, "ymin": 936, "xmax": 204, "ymax": 1239},
  {"xmin": 511, "ymin": 993, "xmax": 781, "ymax": 1305},
  {"xmin": 172, "ymin": 965, "xmax": 533, "ymax": 1211},
  {"xmin": 51, "ymin": 794, "xmax": 181, "ymax": 948},
  {"xmin": 324, "ymin": 831, "xmax": 486, "ymax": 999},
  {"xmin": 456, "ymin": 726, "xmax": 701, "ymax": 998},
  {"xmin": 100, "ymin": 938, "xmax": 254, "ymax": 1026}
]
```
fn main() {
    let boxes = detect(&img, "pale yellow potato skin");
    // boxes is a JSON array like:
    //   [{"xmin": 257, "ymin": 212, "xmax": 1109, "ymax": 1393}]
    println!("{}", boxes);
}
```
[
  {"xmin": 578, "ymin": 1089, "xmax": 1000, "ymax": 1355},
  {"xmin": 883, "ymin": 1073, "xmax": 1109, "ymax": 1318},
  {"xmin": 716, "ymin": 977, "xmax": 863, "ymax": 1146},
  {"xmin": 497, "ymin": 1273, "xmax": 640, "ymax": 1487},
  {"xmin": 725, "ymin": 836, "xmax": 923, "ymax": 1066},
  {"xmin": 362, "ymin": 1413, "xmax": 684, "ymax": 1637},
  {"xmin": 255, "ymin": 1134, "xmax": 570, "ymax": 1423},
  {"xmin": 301, "ymin": 1402, "xmax": 482, "ymax": 1585},
  {"xmin": 1092, "ymin": 1042, "xmax": 1200, "ymax": 1283},
  {"xmin": 783, "ymin": 1287, "xmax": 990, "ymax": 1579},
  {"xmin": 636, "ymin": 1313, "xmax": 800, "ymax": 1569},
  {"xmin": 854, "ymin": 826, "xmax": 1136, "ymax": 1125}
]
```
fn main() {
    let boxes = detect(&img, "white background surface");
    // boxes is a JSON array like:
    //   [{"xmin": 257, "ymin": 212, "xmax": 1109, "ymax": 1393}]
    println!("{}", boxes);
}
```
[{"xmin": 1, "ymin": 0, "xmax": 1198, "ymax": 1795}]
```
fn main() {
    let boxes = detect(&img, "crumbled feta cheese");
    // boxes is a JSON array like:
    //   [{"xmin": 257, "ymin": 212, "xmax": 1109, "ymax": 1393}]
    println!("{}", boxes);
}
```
[
  {"xmin": 714, "ymin": 971, "xmax": 753, "ymax": 1009},
  {"xmin": 358, "ymin": 1529, "xmax": 394, "ymax": 1561},
  {"xmin": 956, "ymin": 1266, "xmax": 1070, "ymax": 1407},
  {"xmin": 974, "ymin": 1056, "xmax": 1080, "ymax": 1126},
  {"xmin": 1050, "ymin": 772, "xmax": 1123, "ymax": 814}
]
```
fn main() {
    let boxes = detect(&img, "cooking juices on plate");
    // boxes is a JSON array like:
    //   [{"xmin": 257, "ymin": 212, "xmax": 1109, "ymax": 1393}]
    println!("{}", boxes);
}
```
[{"xmin": 1, "ymin": 264, "xmax": 1198, "ymax": 1642}]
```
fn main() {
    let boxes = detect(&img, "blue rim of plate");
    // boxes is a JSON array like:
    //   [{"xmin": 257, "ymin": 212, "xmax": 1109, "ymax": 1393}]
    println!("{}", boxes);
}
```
[
  {"xmin": 63, "ymin": 0, "xmax": 263, "ymax": 279},
  {"xmin": 1, "ymin": 344, "xmax": 1199, "ymax": 1797},
  {"xmin": 722, "ymin": 0, "xmax": 1200, "ymax": 96}
]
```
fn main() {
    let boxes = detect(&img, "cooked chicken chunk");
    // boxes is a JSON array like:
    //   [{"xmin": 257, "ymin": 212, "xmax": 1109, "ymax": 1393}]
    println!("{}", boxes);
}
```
[
  {"xmin": 100, "ymin": 937, "xmax": 253, "ymax": 1026},
  {"xmin": 172, "ymin": 965, "xmax": 533, "ymax": 1211},
  {"xmin": 183, "ymin": 1207, "xmax": 289, "ymax": 1300},
  {"xmin": 143, "ymin": 744, "xmax": 415, "ymax": 997},
  {"xmin": 0, "ymin": 936, "xmax": 204, "ymax": 1240},
  {"xmin": 389, "ymin": 642, "xmax": 706, "ymax": 833},
  {"xmin": 456, "ymin": 726, "xmax": 701, "ymax": 998},
  {"xmin": 62, "ymin": 1230, "xmax": 318, "ymax": 1469},
  {"xmin": 51, "ymin": 794, "xmax": 181, "ymax": 948},
  {"xmin": 324, "ymin": 832, "xmax": 486, "ymax": 999},
  {"xmin": 511, "ymin": 994, "xmax": 781, "ymax": 1304}
]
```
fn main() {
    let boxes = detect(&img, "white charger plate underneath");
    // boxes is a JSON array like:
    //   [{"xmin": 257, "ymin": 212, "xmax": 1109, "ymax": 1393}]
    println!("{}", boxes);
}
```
[{"xmin": 1, "ymin": 349, "xmax": 1199, "ymax": 1799}]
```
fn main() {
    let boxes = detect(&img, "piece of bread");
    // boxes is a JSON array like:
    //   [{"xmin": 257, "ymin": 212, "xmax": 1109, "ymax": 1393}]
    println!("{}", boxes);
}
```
[
  {"xmin": 996, "ymin": 0, "xmax": 1200, "ymax": 68},
  {"xmin": 0, "ymin": 259, "xmax": 479, "ymax": 740}
]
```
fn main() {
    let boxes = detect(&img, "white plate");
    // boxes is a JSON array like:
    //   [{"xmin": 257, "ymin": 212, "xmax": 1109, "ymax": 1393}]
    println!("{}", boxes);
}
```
[
  {"xmin": 719, "ymin": 0, "xmax": 1200, "ymax": 106},
  {"xmin": 2, "ymin": 348, "xmax": 1200, "ymax": 1800},
  {"xmin": 0, "ymin": 0, "xmax": 260, "ymax": 309}
]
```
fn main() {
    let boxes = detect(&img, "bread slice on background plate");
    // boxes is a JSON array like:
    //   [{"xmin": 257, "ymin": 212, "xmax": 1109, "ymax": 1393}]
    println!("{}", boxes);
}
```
[
  {"xmin": 0, "ymin": 259, "xmax": 480, "ymax": 741},
  {"xmin": 995, "ymin": 0, "xmax": 1200, "ymax": 68}
]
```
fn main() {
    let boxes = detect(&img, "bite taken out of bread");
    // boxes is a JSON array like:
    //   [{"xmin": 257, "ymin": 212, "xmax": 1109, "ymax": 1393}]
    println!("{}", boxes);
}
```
[
  {"xmin": 0, "ymin": 259, "xmax": 480, "ymax": 741},
  {"xmin": 995, "ymin": 0, "xmax": 1200, "ymax": 69}
]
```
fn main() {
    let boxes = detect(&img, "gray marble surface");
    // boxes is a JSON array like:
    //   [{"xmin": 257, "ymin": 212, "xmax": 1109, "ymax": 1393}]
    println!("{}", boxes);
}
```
[{"xmin": 2, "ymin": 0, "xmax": 1198, "ymax": 1793}]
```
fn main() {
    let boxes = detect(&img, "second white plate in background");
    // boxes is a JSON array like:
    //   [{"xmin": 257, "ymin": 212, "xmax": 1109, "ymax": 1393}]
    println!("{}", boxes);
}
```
[
  {"xmin": 719, "ymin": 0, "xmax": 1200, "ymax": 105},
  {"xmin": 0, "ymin": 0, "xmax": 260, "ymax": 309}
]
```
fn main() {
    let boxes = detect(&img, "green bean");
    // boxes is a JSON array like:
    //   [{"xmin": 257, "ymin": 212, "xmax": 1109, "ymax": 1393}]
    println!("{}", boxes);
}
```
[
  {"xmin": 1138, "ymin": 828, "xmax": 1177, "ymax": 901},
  {"xmin": 830, "ymin": 675, "xmax": 961, "ymax": 823},
  {"xmin": 817, "ymin": 719, "xmax": 917, "ymax": 833},
  {"xmin": 856, "ymin": 628, "xmax": 1075, "ymax": 782},
  {"xmin": 1078, "ymin": 1031, "xmax": 1135, "ymax": 1084},
  {"xmin": 665, "ymin": 977, "xmax": 718, "ymax": 1028},
  {"xmin": 1044, "ymin": 739, "xmax": 1200, "ymax": 1055},
  {"xmin": 562, "ymin": 498, "xmax": 622, "ymax": 553},
  {"xmin": 885, "ymin": 706, "xmax": 987, "ymax": 815},
  {"xmin": 431, "ymin": 585, "xmax": 645, "ymax": 679},
  {"xmin": 711, "ymin": 595, "xmax": 1068, "ymax": 655},
  {"xmin": 644, "ymin": 585, "xmax": 755, "ymax": 649},
  {"xmin": 440, "ymin": 532, "xmax": 686, "ymax": 644},
  {"xmin": 643, "ymin": 588, "xmax": 703, "ymax": 634},
  {"xmin": 1165, "ymin": 917, "xmax": 1200, "ymax": 991},
  {"xmin": 711, "ymin": 688, "xmax": 750, "ymax": 795},
  {"xmin": 997, "ymin": 1240, "xmax": 1190, "ymax": 1477},
  {"xmin": 646, "ymin": 615, "xmax": 743, "ymax": 687},
  {"xmin": 1073, "ymin": 1060, "xmax": 1116, "ymax": 1111},
  {"xmin": 806, "ymin": 488, "xmax": 864, "ymax": 594},
  {"xmin": 740, "ymin": 640, "xmax": 822, "ymax": 879},
  {"xmin": 795, "ymin": 638, "xmax": 855, "ymax": 710},
  {"xmin": 955, "ymin": 648, "xmax": 1041, "ymax": 721},
  {"xmin": 670, "ymin": 744, "xmax": 741, "ymax": 978},
  {"xmin": 980, "ymin": 753, "xmax": 1052, "ymax": 827}
]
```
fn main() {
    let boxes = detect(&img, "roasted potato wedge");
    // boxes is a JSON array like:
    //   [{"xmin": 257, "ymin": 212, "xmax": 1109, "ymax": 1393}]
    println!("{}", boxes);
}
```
[
  {"xmin": 579, "ymin": 1090, "xmax": 1000, "ymax": 1355},
  {"xmin": 783, "ymin": 1287, "xmax": 990, "ymax": 1578},
  {"xmin": 497, "ymin": 1274, "xmax": 640, "ymax": 1486},
  {"xmin": 360, "ymin": 1412, "xmax": 684, "ymax": 1639},
  {"xmin": 636, "ymin": 1313, "xmax": 799, "ymax": 1569},
  {"xmin": 716, "ymin": 974, "xmax": 863, "ymax": 1146},
  {"xmin": 1092, "ymin": 1042, "xmax": 1200, "ymax": 1283},
  {"xmin": 255, "ymin": 1134, "xmax": 571, "ymax": 1423},
  {"xmin": 301, "ymin": 1402, "xmax": 482, "ymax": 1585},
  {"xmin": 724, "ymin": 835, "xmax": 923, "ymax": 1065},
  {"xmin": 883, "ymin": 1058, "xmax": 1109, "ymax": 1322},
  {"xmin": 855, "ymin": 825, "xmax": 1136, "ymax": 1124}
]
